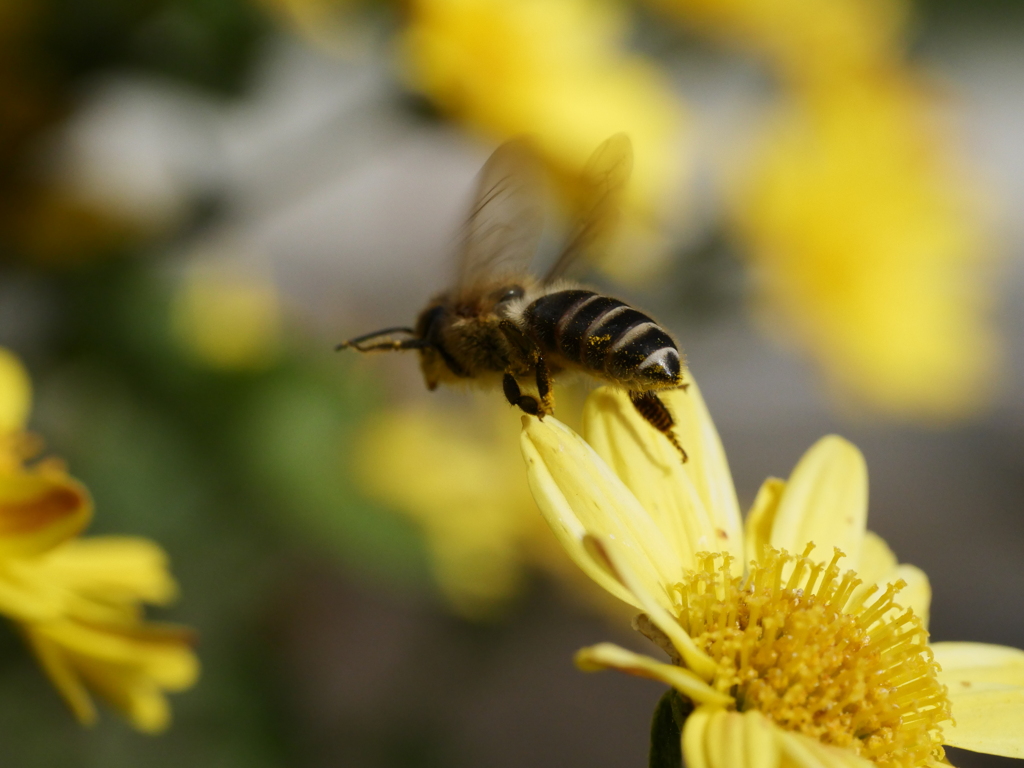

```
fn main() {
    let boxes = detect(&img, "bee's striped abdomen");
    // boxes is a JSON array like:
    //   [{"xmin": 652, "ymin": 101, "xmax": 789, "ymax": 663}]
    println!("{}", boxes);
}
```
[{"xmin": 523, "ymin": 290, "xmax": 682, "ymax": 387}]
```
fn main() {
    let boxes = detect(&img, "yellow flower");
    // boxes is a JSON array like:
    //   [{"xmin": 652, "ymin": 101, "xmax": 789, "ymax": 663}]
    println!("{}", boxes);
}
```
[
  {"xmin": 0, "ymin": 347, "xmax": 198, "ymax": 732},
  {"xmin": 521, "ymin": 383, "xmax": 1024, "ymax": 765},
  {"xmin": 400, "ymin": 0, "xmax": 688, "ymax": 282},
  {"xmin": 732, "ymin": 78, "xmax": 994, "ymax": 419},
  {"xmin": 20, "ymin": 537, "xmax": 199, "ymax": 734}
]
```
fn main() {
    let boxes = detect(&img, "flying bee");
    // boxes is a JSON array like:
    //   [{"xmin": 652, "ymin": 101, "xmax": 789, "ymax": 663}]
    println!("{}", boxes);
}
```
[{"xmin": 338, "ymin": 135, "xmax": 689, "ymax": 461}]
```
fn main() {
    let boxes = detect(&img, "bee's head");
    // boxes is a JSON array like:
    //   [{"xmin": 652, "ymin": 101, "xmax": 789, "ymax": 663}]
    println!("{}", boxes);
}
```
[
  {"xmin": 337, "ymin": 295, "xmax": 471, "ymax": 390},
  {"xmin": 414, "ymin": 300, "xmax": 466, "ymax": 390}
]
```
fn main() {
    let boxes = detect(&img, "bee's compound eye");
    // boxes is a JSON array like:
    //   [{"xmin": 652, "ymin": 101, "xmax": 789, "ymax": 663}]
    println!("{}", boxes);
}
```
[{"xmin": 496, "ymin": 286, "xmax": 525, "ymax": 304}]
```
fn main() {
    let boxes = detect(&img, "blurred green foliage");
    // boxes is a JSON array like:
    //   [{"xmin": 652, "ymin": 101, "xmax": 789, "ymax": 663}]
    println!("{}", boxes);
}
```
[{"xmin": 38, "ymin": 0, "xmax": 269, "ymax": 95}]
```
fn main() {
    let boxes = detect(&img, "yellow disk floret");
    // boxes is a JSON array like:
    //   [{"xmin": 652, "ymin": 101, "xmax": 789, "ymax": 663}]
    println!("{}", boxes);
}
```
[{"xmin": 668, "ymin": 546, "xmax": 951, "ymax": 768}]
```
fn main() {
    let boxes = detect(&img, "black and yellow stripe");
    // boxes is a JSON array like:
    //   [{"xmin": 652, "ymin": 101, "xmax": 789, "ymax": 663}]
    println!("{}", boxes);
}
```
[{"xmin": 523, "ymin": 290, "xmax": 681, "ymax": 386}]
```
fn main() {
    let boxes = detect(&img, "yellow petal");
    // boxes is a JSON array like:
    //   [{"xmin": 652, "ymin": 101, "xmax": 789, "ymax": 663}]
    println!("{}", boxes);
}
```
[
  {"xmin": 937, "ymin": 645, "xmax": 1024, "ymax": 757},
  {"xmin": 776, "ymin": 729, "xmax": 875, "ymax": 768},
  {"xmin": 521, "ymin": 415, "xmax": 683, "ymax": 605},
  {"xmin": 42, "ymin": 537, "xmax": 179, "ymax": 605},
  {"xmin": 77, "ymin": 661, "xmax": 172, "ymax": 734},
  {"xmin": 934, "ymin": 642, "xmax": 1024, "ymax": 691},
  {"xmin": 520, "ymin": 427, "xmax": 637, "ymax": 607},
  {"xmin": 744, "ymin": 477, "xmax": 785, "ymax": 567},
  {"xmin": 35, "ymin": 620, "xmax": 199, "ymax": 690},
  {"xmin": 682, "ymin": 705, "xmax": 715, "ymax": 768},
  {"xmin": 0, "ymin": 472, "xmax": 92, "ymax": 557},
  {"xmin": 0, "ymin": 566, "xmax": 66, "ymax": 621},
  {"xmin": 857, "ymin": 531, "xmax": 897, "ymax": 585},
  {"xmin": 941, "ymin": 687, "xmax": 1024, "ymax": 758},
  {"xmin": 583, "ymin": 386, "xmax": 742, "ymax": 572},
  {"xmin": 584, "ymin": 535, "xmax": 716, "ymax": 679},
  {"xmin": 0, "ymin": 348, "xmax": 32, "ymax": 433},
  {"xmin": 682, "ymin": 706, "xmax": 781, "ymax": 768},
  {"xmin": 769, "ymin": 436, "xmax": 867, "ymax": 569},
  {"xmin": 844, "ymin": 532, "xmax": 932, "ymax": 627},
  {"xmin": 574, "ymin": 643, "xmax": 731, "ymax": 706},
  {"xmin": 892, "ymin": 563, "xmax": 931, "ymax": 629},
  {"xmin": 21, "ymin": 626, "xmax": 98, "ymax": 726},
  {"xmin": 660, "ymin": 384, "xmax": 743, "ymax": 554}
]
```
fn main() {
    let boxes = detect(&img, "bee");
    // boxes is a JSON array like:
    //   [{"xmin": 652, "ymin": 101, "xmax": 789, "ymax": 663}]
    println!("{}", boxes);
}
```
[{"xmin": 338, "ymin": 135, "xmax": 689, "ymax": 461}]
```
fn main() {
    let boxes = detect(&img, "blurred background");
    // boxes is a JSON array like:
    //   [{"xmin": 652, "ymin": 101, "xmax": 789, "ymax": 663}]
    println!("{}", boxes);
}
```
[{"xmin": 1, "ymin": 0, "xmax": 1022, "ymax": 765}]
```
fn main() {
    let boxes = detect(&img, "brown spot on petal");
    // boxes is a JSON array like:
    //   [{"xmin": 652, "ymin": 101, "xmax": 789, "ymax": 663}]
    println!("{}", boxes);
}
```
[{"xmin": 0, "ymin": 484, "xmax": 87, "ymax": 535}]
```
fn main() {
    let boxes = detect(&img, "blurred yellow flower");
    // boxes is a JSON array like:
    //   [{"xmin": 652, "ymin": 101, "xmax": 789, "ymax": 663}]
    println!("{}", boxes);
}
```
[
  {"xmin": 641, "ymin": 0, "xmax": 998, "ymax": 419},
  {"xmin": 646, "ymin": 0, "xmax": 908, "ymax": 86},
  {"xmin": 400, "ymin": 0, "xmax": 688, "ymax": 281},
  {"xmin": 0, "ymin": 347, "xmax": 198, "ymax": 732},
  {"xmin": 171, "ymin": 262, "xmax": 284, "ymax": 371},
  {"xmin": 357, "ymin": 393, "xmax": 630, "ymax": 621},
  {"xmin": 358, "ymin": 400, "xmax": 535, "ymax": 618},
  {"xmin": 733, "ymin": 79, "xmax": 994, "ymax": 418},
  {"xmin": 521, "ymin": 383, "xmax": 1024, "ymax": 765}
]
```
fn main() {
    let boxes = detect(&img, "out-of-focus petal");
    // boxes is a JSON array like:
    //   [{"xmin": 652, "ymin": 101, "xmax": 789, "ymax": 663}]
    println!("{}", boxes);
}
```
[
  {"xmin": 0, "ymin": 566, "xmax": 65, "ymax": 621},
  {"xmin": 769, "ymin": 436, "xmax": 867, "ymax": 568},
  {"xmin": 23, "ymin": 628, "xmax": 97, "ymax": 726},
  {"xmin": 0, "ymin": 348, "xmax": 32, "ymax": 434},
  {"xmin": 77, "ymin": 662, "xmax": 172, "ymax": 734},
  {"xmin": 744, "ymin": 477, "xmax": 785, "ymax": 566},
  {"xmin": 683, "ymin": 706, "xmax": 781, "ymax": 768},
  {"xmin": 36, "ymin": 621, "xmax": 198, "ymax": 690},
  {"xmin": 575, "ymin": 643, "xmax": 731, "ymax": 706},
  {"xmin": 0, "ymin": 472, "xmax": 92, "ymax": 557},
  {"xmin": 521, "ymin": 415, "xmax": 684, "ymax": 605},
  {"xmin": 584, "ymin": 385, "xmax": 742, "ymax": 572},
  {"xmin": 41, "ymin": 537, "xmax": 178, "ymax": 606},
  {"xmin": 25, "ymin": 618, "xmax": 199, "ymax": 733},
  {"xmin": 776, "ymin": 729, "xmax": 876, "ymax": 768}
]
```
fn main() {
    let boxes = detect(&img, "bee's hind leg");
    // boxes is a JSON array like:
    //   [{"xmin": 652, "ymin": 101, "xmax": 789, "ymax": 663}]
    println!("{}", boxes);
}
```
[
  {"xmin": 629, "ymin": 391, "xmax": 688, "ymax": 463},
  {"xmin": 504, "ymin": 373, "xmax": 541, "ymax": 417},
  {"xmin": 535, "ymin": 355, "xmax": 555, "ymax": 417}
]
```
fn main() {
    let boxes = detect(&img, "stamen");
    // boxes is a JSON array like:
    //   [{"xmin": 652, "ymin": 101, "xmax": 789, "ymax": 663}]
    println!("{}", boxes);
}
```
[{"xmin": 663, "ymin": 547, "xmax": 950, "ymax": 768}]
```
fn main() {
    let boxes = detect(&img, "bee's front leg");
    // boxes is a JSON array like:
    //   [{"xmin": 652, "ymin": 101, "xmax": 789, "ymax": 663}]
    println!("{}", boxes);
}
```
[{"xmin": 503, "ymin": 373, "xmax": 541, "ymax": 417}]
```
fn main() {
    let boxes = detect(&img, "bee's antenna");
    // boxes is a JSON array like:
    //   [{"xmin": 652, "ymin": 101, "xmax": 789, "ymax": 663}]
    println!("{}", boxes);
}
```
[{"xmin": 336, "ymin": 327, "xmax": 427, "ymax": 353}]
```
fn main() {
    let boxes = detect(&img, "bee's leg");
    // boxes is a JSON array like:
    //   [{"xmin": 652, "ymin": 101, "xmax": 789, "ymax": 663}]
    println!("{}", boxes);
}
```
[
  {"xmin": 504, "ymin": 373, "xmax": 541, "ymax": 416},
  {"xmin": 534, "ymin": 355, "xmax": 555, "ymax": 417},
  {"xmin": 629, "ymin": 391, "xmax": 688, "ymax": 463}
]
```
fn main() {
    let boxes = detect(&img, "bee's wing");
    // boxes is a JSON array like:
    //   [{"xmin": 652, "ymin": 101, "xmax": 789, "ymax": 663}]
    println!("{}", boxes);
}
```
[
  {"xmin": 454, "ymin": 138, "xmax": 545, "ymax": 299},
  {"xmin": 544, "ymin": 133, "xmax": 633, "ymax": 284}
]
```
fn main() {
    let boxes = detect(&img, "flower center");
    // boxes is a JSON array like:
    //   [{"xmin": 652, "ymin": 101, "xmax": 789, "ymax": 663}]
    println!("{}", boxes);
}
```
[{"xmin": 667, "ymin": 545, "xmax": 950, "ymax": 768}]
